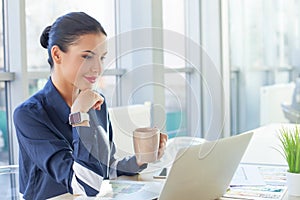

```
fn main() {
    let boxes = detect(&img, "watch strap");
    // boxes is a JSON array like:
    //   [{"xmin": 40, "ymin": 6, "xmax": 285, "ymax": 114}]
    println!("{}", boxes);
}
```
[{"xmin": 69, "ymin": 112, "xmax": 90, "ymax": 125}]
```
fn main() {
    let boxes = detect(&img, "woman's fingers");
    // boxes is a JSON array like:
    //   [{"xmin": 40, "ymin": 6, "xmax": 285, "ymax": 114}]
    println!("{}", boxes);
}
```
[
  {"xmin": 158, "ymin": 133, "xmax": 168, "ymax": 159},
  {"xmin": 72, "ymin": 89, "xmax": 104, "ymax": 112},
  {"xmin": 93, "ymin": 99, "xmax": 103, "ymax": 110}
]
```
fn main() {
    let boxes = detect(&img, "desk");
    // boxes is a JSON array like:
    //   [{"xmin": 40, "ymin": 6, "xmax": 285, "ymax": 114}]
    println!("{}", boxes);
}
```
[
  {"xmin": 229, "ymin": 123, "xmax": 299, "ymax": 200},
  {"xmin": 50, "ymin": 123, "xmax": 300, "ymax": 200},
  {"xmin": 241, "ymin": 123, "xmax": 291, "ymax": 165}
]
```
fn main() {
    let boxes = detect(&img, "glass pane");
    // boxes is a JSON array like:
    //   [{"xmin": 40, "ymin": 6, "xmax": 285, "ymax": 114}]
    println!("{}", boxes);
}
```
[
  {"xmin": 164, "ymin": 73, "xmax": 187, "ymax": 138},
  {"xmin": 163, "ymin": 0, "xmax": 187, "ymax": 137},
  {"xmin": 28, "ymin": 78, "xmax": 48, "ymax": 96},
  {"xmin": 163, "ymin": 0, "xmax": 184, "ymax": 34},
  {"xmin": 0, "ymin": 0, "xmax": 7, "ymax": 165},
  {"xmin": 229, "ymin": 0, "xmax": 300, "ymax": 133},
  {"xmin": 0, "ymin": 166, "xmax": 19, "ymax": 199},
  {"xmin": 0, "ymin": 82, "xmax": 8, "ymax": 166},
  {"xmin": 98, "ymin": 76, "xmax": 116, "ymax": 108},
  {"xmin": 25, "ymin": 0, "xmax": 116, "ymax": 71},
  {"xmin": 163, "ymin": 0, "xmax": 185, "ymax": 69},
  {"xmin": 0, "ymin": 0, "xmax": 3, "ymax": 71}
]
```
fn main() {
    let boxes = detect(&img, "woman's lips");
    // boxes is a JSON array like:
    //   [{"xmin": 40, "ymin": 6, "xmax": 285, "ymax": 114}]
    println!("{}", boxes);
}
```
[{"xmin": 84, "ymin": 76, "xmax": 97, "ymax": 83}]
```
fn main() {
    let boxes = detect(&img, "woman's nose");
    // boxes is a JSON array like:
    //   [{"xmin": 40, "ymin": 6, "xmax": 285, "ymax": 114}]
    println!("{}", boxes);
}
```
[{"xmin": 91, "ymin": 59, "xmax": 103, "ymax": 74}]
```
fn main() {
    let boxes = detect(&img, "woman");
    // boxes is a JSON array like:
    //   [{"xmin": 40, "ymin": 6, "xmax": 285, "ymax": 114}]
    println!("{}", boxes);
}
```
[{"xmin": 13, "ymin": 12, "xmax": 167, "ymax": 199}]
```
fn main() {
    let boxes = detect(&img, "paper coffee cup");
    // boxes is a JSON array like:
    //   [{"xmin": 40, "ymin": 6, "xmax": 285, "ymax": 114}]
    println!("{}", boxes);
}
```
[{"xmin": 133, "ymin": 127, "xmax": 160, "ymax": 163}]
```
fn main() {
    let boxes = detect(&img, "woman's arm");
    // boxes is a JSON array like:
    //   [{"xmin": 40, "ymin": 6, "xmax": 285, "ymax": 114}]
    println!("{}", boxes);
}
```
[
  {"xmin": 14, "ymin": 104, "xmax": 105, "ymax": 197},
  {"xmin": 105, "ymin": 112, "xmax": 148, "ymax": 178}
]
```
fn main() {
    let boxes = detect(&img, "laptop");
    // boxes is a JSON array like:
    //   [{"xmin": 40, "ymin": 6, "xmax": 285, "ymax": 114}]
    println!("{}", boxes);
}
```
[
  {"xmin": 96, "ymin": 132, "xmax": 253, "ymax": 200},
  {"xmin": 158, "ymin": 131, "xmax": 253, "ymax": 200}
]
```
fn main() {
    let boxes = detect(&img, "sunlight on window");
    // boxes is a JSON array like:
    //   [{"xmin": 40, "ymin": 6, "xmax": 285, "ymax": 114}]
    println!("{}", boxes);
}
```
[{"xmin": 229, "ymin": 0, "xmax": 300, "ymax": 133}]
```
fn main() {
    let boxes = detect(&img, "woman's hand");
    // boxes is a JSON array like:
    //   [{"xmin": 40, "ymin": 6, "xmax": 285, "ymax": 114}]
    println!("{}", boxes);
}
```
[
  {"xmin": 70, "ymin": 90, "xmax": 104, "ymax": 127},
  {"xmin": 136, "ymin": 132, "xmax": 168, "ymax": 167},
  {"xmin": 71, "ymin": 89, "xmax": 104, "ymax": 113},
  {"xmin": 158, "ymin": 132, "xmax": 168, "ymax": 159}
]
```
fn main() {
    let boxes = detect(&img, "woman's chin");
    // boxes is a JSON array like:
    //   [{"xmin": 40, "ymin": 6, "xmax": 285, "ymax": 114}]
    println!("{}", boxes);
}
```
[
  {"xmin": 75, "ymin": 79, "xmax": 98, "ymax": 91},
  {"xmin": 77, "ymin": 85, "xmax": 92, "ymax": 91}
]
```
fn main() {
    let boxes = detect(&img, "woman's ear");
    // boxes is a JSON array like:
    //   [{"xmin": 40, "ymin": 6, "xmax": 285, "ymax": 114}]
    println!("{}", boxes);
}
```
[{"xmin": 51, "ymin": 45, "xmax": 62, "ymax": 64}]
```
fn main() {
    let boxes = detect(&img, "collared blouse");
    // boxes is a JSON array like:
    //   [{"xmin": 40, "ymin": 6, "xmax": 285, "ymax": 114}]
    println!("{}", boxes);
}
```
[{"xmin": 13, "ymin": 78, "xmax": 146, "ymax": 200}]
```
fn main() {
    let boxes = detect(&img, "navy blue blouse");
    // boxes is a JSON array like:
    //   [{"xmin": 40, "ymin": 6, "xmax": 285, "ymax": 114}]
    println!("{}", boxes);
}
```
[{"xmin": 13, "ymin": 78, "xmax": 146, "ymax": 200}]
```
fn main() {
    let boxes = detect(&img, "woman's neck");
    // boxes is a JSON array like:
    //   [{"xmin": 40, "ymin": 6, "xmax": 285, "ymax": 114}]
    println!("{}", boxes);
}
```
[{"xmin": 51, "ymin": 75, "xmax": 79, "ymax": 107}]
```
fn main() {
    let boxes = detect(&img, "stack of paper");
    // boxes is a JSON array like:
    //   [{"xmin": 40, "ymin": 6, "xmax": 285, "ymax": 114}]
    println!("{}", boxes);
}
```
[{"xmin": 223, "ymin": 163, "xmax": 288, "ymax": 200}]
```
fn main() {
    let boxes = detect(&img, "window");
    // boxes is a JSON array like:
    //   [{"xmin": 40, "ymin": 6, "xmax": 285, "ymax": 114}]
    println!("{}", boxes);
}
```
[
  {"xmin": 163, "ymin": 0, "xmax": 188, "ymax": 138},
  {"xmin": 24, "ymin": 0, "xmax": 203, "ymax": 139},
  {"xmin": 229, "ymin": 0, "xmax": 300, "ymax": 133},
  {"xmin": 0, "ymin": 0, "xmax": 9, "ymax": 166},
  {"xmin": 0, "ymin": 84, "xmax": 8, "ymax": 166}
]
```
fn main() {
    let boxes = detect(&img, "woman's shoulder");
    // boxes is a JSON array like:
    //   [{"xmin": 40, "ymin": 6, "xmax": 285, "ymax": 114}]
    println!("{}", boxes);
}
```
[
  {"xmin": 14, "ymin": 90, "xmax": 47, "ymax": 117},
  {"xmin": 14, "ymin": 79, "xmax": 55, "ymax": 114}
]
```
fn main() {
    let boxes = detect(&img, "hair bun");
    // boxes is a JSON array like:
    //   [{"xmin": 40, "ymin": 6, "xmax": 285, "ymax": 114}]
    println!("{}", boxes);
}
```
[{"xmin": 40, "ymin": 26, "xmax": 51, "ymax": 49}]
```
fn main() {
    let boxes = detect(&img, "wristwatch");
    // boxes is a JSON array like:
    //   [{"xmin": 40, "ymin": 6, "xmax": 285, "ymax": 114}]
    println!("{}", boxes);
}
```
[{"xmin": 69, "ymin": 112, "xmax": 90, "ymax": 125}]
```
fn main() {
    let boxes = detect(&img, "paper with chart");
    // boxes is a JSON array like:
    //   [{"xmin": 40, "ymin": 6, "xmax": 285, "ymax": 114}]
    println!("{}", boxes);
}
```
[
  {"xmin": 74, "ymin": 180, "xmax": 162, "ymax": 200},
  {"xmin": 230, "ymin": 164, "xmax": 266, "ymax": 186},
  {"xmin": 224, "ymin": 164, "xmax": 288, "ymax": 200}
]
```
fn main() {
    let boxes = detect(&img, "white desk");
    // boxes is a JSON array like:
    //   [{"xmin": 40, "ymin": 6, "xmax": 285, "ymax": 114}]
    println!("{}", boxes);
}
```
[
  {"xmin": 50, "ymin": 123, "xmax": 300, "ymax": 200},
  {"xmin": 241, "ymin": 123, "xmax": 292, "ymax": 165},
  {"xmin": 232, "ymin": 123, "xmax": 300, "ymax": 200}
]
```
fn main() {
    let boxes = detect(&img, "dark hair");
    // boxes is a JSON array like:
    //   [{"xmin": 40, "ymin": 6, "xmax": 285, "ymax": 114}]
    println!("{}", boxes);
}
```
[{"xmin": 40, "ymin": 12, "xmax": 107, "ymax": 68}]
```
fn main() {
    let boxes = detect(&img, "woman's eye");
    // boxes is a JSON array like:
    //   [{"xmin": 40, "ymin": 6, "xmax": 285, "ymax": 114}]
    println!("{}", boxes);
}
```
[
  {"xmin": 82, "ymin": 55, "xmax": 93, "ymax": 59},
  {"xmin": 100, "ymin": 56, "xmax": 106, "ymax": 62}
]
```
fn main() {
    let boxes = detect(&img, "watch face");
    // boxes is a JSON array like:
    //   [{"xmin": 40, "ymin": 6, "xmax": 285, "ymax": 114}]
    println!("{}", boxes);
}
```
[{"xmin": 69, "ymin": 112, "xmax": 81, "ymax": 124}]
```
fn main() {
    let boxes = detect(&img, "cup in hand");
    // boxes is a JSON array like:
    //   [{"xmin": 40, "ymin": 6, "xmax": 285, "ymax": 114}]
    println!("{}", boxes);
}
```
[{"xmin": 133, "ymin": 127, "xmax": 160, "ymax": 163}]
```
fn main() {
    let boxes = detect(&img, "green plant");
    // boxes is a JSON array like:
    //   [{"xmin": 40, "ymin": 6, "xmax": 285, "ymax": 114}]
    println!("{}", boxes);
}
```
[{"xmin": 278, "ymin": 126, "xmax": 300, "ymax": 173}]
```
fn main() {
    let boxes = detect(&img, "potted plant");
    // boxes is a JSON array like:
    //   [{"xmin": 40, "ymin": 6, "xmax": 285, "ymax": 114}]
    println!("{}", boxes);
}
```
[{"xmin": 278, "ymin": 125, "xmax": 300, "ymax": 196}]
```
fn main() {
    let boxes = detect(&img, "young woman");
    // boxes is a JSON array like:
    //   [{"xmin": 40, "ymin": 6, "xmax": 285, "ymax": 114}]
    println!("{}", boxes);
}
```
[{"xmin": 13, "ymin": 12, "xmax": 167, "ymax": 199}]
